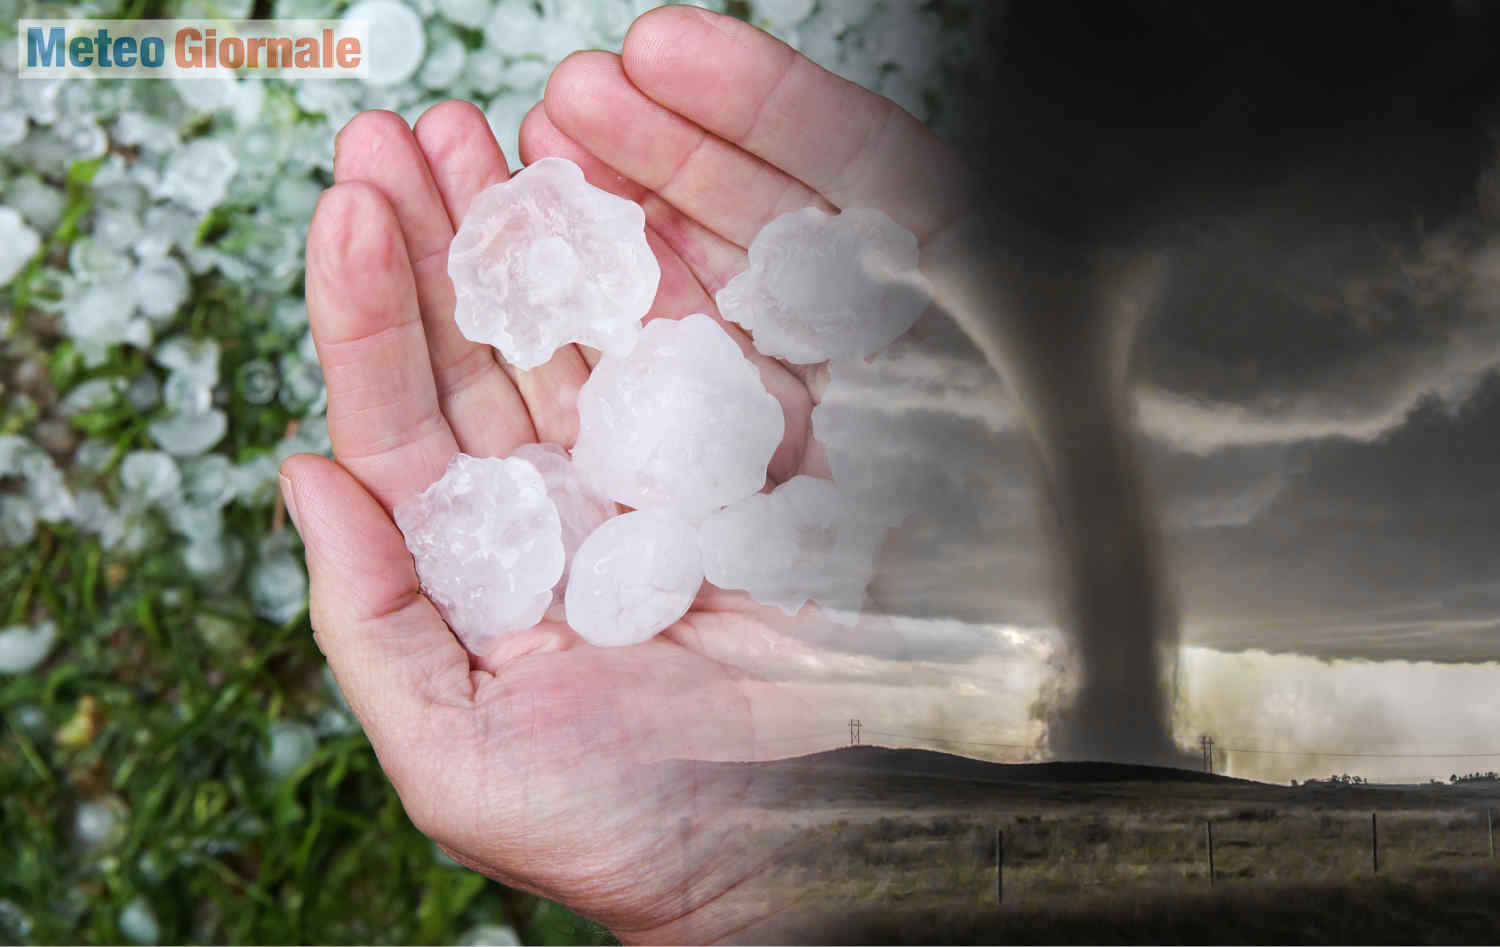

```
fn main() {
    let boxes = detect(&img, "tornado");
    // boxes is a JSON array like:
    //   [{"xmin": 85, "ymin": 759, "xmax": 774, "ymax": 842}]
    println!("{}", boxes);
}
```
[{"xmin": 928, "ymin": 232, "xmax": 1188, "ymax": 766}]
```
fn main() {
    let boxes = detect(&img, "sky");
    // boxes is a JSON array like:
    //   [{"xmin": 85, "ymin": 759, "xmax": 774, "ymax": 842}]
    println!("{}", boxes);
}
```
[{"xmin": 772, "ymin": 1, "xmax": 1500, "ymax": 783}]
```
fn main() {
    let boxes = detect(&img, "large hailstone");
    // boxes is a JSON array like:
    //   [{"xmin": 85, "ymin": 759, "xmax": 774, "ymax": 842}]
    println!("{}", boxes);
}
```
[
  {"xmin": 447, "ymin": 157, "xmax": 659, "ymax": 370},
  {"xmin": 0, "ymin": 208, "xmax": 41, "ymax": 286},
  {"xmin": 509, "ymin": 442, "xmax": 617, "ymax": 614},
  {"xmin": 394, "ymin": 454, "xmax": 565, "ymax": 655},
  {"xmin": 342, "ymin": 0, "xmax": 426, "ymax": 87},
  {"xmin": 564, "ymin": 510, "xmax": 703, "ymax": 647},
  {"xmin": 715, "ymin": 206, "xmax": 932, "ymax": 364},
  {"xmin": 699, "ymin": 476, "xmax": 883, "ymax": 622},
  {"xmin": 571, "ymin": 314, "xmax": 785, "ymax": 520}
]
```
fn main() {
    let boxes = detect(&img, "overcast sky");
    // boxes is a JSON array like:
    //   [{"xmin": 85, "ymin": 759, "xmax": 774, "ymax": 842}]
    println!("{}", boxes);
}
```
[{"xmin": 776, "ymin": 1, "xmax": 1500, "ymax": 781}]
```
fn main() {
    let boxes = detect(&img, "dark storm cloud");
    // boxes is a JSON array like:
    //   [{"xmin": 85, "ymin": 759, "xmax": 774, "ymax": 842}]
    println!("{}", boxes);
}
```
[
  {"xmin": 1161, "ymin": 370, "xmax": 1500, "ymax": 662},
  {"xmin": 945, "ymin": 0, "xmax": 1500, "ymax": 449},
  {"xmin": 1134, "ymin": 192, "xmax": 1500, "ymax": 444}
]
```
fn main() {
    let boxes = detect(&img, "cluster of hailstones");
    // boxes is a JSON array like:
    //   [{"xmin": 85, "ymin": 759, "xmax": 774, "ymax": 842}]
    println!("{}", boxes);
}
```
[{"xmin": 395, "ymin": 157, "xmax": 931, "ymax": 653}]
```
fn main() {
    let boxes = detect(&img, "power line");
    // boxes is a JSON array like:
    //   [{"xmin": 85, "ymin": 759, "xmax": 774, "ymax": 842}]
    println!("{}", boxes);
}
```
[
  {"xmin": 1219, "ymin": 746, "xmax": 1500, "ymax": 759},
  {"xmin": 864, "ymin": 730, "xmax": 1032, "ymax": 750}
]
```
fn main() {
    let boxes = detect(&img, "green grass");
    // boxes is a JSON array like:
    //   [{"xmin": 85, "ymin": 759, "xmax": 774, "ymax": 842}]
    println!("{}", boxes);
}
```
[
  {"xmin": 0, "ymin": 150, "xmax": 617, "ymax": 945},
  {"xmin": 0, "ymin": 523, "xmax": 616, "ymax": 944}
]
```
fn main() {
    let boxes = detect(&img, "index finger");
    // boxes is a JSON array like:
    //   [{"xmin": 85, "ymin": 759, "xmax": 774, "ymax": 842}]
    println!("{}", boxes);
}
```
[{"xmin": 620, "ymin": 6, "xmax": 974, "ymax": 241}]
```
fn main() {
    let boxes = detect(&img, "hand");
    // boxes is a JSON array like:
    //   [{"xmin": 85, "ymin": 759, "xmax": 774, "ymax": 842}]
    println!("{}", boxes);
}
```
[{"xmin": 280, "ymin": 7, "xmax": 967, "ymax": 942}]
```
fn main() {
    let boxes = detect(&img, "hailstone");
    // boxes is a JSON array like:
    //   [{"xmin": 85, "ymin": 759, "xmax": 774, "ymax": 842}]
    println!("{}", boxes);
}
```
[
  {"xmin": 564, "ymin": 510, "xmax": 703, "ymax": 647},
  {"xmin": 394, "ymin": 454, "xmax": 564, "ymax": 655},
  {"xmin": 715, "ymin": 206, "xmax": 932, "ymax": 364},
  {"xmin": 699, "ymin": 475, "xmax": 883, "ymax": 621},
  {"xmin": 571, "ymin": 314, "xmax": 785, "ymax": 520},
  {"xmin": 508, "ymin": 442, "xmax": 617, "ymax": 614},
  {"xmin": 447, "ymin": 156, "xmax": 659, "ymax": 370}
]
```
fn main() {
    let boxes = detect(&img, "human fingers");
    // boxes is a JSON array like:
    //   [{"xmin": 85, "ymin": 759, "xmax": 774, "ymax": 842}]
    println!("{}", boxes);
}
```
[
  {"xmin": 412, "ymin": 100, "xmax": 593, "ymax": 449},
  {"xmin": 543, "ymin": 50, "xmax": 833, "ymax": 252},
  {"xmin": 305, "ymin": 182, "xmax": 457, "ymax": 511},
  {"xmin": 621, "ymin": 5, "xmax": 972, "ymax": 241},
  {"xmin": 278, "ymin": 453, "xmax": 475, "ymax": 799},
  {"xmin": 519, "ymin": 102, "xmax": 747, "ymax": 297},
  {"xmin": 334, "ymin": 109, "xmax": 536, "ymax": 458}
]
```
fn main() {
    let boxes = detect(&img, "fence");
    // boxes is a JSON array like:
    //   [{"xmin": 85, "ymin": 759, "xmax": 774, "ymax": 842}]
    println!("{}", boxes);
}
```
[{"xmin": 777, "ymin": 805, "xmax": 1499, "ymax": 905}]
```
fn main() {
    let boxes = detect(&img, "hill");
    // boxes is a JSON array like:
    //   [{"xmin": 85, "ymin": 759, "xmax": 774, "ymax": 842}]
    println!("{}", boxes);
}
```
[{"xmin": 779, "ymin": 744, "xmax": 1253, "ymax": 786}]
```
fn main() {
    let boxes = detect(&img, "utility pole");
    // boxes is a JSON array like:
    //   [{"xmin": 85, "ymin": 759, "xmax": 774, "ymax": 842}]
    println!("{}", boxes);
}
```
[
  {"xmin": 1201, "ymin": 735, "xmax": 1215, "ymax": 774},
  {"xmin": 849, "ymin": 718, "xmax": 862, "ymax": 745}
]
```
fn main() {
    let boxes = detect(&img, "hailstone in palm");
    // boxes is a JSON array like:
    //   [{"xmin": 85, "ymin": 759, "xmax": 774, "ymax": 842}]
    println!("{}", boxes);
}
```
[
  {"xmin": 716, "ymin": 206, "xmax": 931, "ymax": 364},
  {"xmin": 447, "ymin": 157, "xmax": 659, "ymax": 370}
]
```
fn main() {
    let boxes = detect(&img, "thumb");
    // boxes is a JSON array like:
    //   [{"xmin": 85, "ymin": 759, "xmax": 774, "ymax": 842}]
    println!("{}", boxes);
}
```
[{"xmin": 278, "ymin": 453, "xmax": 474, "ymax": 744}]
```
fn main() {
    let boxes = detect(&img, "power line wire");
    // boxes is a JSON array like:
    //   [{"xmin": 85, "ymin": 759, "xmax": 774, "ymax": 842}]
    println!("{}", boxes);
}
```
[
  {"xmin": 863, "ymin": 730, "xmax": 1032, "ymax": 750},
  {"xmin": 1219, "ymin": 746, "xmax": 1500, "ymax": 759}
]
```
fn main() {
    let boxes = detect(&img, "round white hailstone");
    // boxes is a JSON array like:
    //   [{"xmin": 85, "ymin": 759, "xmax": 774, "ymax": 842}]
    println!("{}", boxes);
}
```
[
  {"xmin": 0, "ymin": 621, "xmax": 59, "ymax": 674},
  {"xmin": 155, "ymin": 336, "xmax": 220, "ymax": 385},
  {"xmin": 509, "ymin": 443, "xmax": 617, "ymax": 611},
  {"xmin": 753, "ymin": 0, "xmax": 814, "ymax": 28},
  {"xmin": 393, "ymin": 454, "xmax": 565, "ymax": 655},
  {"xmin": 162, "ymin": 374, "xmax": 212, "ymax": 415},
  {"xmin": 59, "ymin": 377, "xmax": 126, "ymax": 415},
  {"xmin": 120, "ymin": 451, "xmax": 183, "ymax": 503},
  {"xmin": 458, "ymin": 924, "xmax": 522, "ymax": 946},
  {"xmin": 131, "ymin": 259, "xmax": 190, "ymax": 325},
  {"xmin": 447, "ymin": 156, "xmax": 659, "ymax": 369},
  {"xmin": 164, "ymin": 502, "xmax": 224, "ymax": 542},
  {"xmin": 262, "ymin": 720, "xmax": 319, "ymax": 780},
  {"xmin": 74, "ymin": 797, "xmax": 129, "ymax": 850},
  {"xmin": 148, "ymin": 409, "xmax": 228, "ymax": 457},
  {"xmin": 0, "ymin": 496, "xmax": 37, "ymax": 546},
  {"xmin": 183, "ymin": 454, "xmax": 237, "ymax": 508},
  {"xmin": 715, "ymin": 207, "xmax": 932, "ymax": 364},
  {"xmin": 62, "ymin": 286, "xmax": 135, "ymax": 346},
  {"xmin": 438, "ymin": 0, "xmax": 489, "ymax": 28},
  {"xmin": 0, "ymin": 435, "xmax": 29, "ymax": 475},
  {"xmin": 499, "ymin": 59, "xmax": 550, "ymax": 94},
  {"xmin": 117, "ymin": 896, "xmax": 160, "ymax": 945},
  {"xmin": 70, "ymin": 237, "xmax": 134, "ymax": 284},
  {"xmin": 699, "ymin": 476, "xmax": 883, "ymax": 620},
  {"xmin": 818, "ymin": 0, "xmax": 877, "ymax": 30},
  {"xmin": 0, "ymin": 111, "xmax": 26, "ymax": 149},
  {"xmin": 249, "ymin": 551, "xmax": 308, "ymax": 624},
  {"xmin": 157, "ymin": 139, "xmax": 238, "ymax": 213},
  {"xmin": 419, "ymin": 36, "xmax": 467, "ymax": 89},
  {"xmin": 183, "ymin": 534, "xmax": 244, "ymax": 578},
  {"xmin": 483, "ymin": 0, "xmax": 548, "ymax": 57},
  {"xmin": 343, "ymin": 0, "xmax": 427, "ymax": 86},
  {"xmin": 564, "ymin": 510, "xmax": 703, "ymax": 647},
  {"xmin": 460, "ymin": 47, "xmax": 506, "ymax": 97},
  {"xmin": 9, "ymin": 177, "xmax": 63, "ymax": 231},
  {"xmin": 572, "ymin": 314, "xmax": 786, "ymax": 520}
]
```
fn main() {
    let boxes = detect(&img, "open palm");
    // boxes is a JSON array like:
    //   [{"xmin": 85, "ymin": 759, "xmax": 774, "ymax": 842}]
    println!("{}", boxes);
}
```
[{"xmin": 280, "ymin": 6, "xmax": 968, "ymax": 942}]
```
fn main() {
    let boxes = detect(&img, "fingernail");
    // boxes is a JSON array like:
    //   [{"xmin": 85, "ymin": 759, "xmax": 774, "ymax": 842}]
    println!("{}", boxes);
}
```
[{"xmin": 279, "ymin": 474, "xmax": 301, "ymax": 532}]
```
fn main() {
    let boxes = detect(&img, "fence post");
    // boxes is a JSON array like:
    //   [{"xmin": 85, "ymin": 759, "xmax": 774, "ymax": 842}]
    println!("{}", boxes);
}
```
[
  {"xmin": 1205, "ymin": 820, "xmax": 1215, "ymax": 886},
  {"xmin": 1371, "ymin": 812, "xmax": 1379, "ymax": 873},
  {"xmin": 995, "ymin": 828, "xmax": 1004, "ymax": 904}
]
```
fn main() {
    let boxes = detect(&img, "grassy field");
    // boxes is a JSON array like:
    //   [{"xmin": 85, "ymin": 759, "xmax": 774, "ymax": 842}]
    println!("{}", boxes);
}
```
[{"xmin": 685, "ymin": 750, "xmax": 1500, "ymax": 944}]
